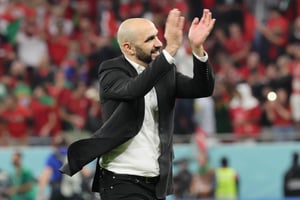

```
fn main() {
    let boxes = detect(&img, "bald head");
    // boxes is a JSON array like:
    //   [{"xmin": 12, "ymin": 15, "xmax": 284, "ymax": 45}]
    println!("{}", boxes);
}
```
[
  {"xmin": 117, "ymin": 18, "xmax": 156, "ymax": 47},
  {"xmin": 116, "ymin": 18, "xmax": 162, "ymax": 66}
]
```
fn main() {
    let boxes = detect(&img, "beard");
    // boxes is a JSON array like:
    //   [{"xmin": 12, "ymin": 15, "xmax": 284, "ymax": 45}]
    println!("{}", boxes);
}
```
[{"xmin": 135, "ymin": 46, "xmax": 160, "ymax": 64}]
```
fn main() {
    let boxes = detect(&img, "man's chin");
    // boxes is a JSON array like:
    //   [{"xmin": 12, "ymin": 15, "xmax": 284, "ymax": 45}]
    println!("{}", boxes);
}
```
[{"xmin": 151, "ymin": 52, "xmax": 160, "ymax": 59}]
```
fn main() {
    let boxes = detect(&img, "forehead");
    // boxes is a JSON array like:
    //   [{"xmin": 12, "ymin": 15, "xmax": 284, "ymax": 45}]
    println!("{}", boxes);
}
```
[{"xmin": 135, "ymin": 21, "xmax": 158, "ymax": 41}]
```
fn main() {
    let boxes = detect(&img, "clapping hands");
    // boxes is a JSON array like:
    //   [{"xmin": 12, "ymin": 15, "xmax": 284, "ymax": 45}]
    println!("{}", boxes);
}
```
[{"xmin": 164, "ymin": 8, "xmax": 215, "ymax": 57}]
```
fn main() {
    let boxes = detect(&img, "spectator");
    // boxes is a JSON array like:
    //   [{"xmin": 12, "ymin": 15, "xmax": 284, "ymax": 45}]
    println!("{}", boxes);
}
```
[
  {"xmin": 214, "ymin": 156, "xmax": 239, "ymax": 200},
  {"xmin": 15, "ymin": 15, "xmax": 48, "ymax": 84},
  {"xmin": 0, "ymin": 92, "xmax": 31, "ymax": 146},
  {"xmin": 284, "ymin": 152, "xmax": 300, "ymax": 197},
  {"xmin": 47, "ymin": 70, "xmax": 74, "ymax": 133},
  {"xmin": 45, "ymin": 6, "xmax": 72, "ymax": 66},
  {"xmin": 229, "ymin": 82, "xmax": 262, "ymax": 140},
  {"xmin": 255, "ymin": 6, "xmax": 289, "ymax": 64},
  {"xmin": 31, "ymin": 84, "xmax": 60, "ymax": 138},
  {"xmin": 60, "ymin": 81, "xmax": 92, "ymax": 131},
  {"xmin": 47, "ymin": 69, "xmax": 72, "ymax": 105},
  {"xmin": 216, "ymin": 54, "xmax": 243, "ymax": 85},
  {"xmin": 7, "ymin": 150, "xmax": 37, "ymax": 200},
  {"xmin": 264, "ymin": 88, "xmax": 296, "ymax": 141},
  {"xmin": 217, "ymin": 23, "xmax": 251, "ymax": 67}
]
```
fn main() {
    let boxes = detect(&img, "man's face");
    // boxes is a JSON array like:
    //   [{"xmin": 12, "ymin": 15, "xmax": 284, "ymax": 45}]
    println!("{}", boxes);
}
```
[{"xmin": 133, "ymin": 23, "xmax": 162, "ymax": 65}]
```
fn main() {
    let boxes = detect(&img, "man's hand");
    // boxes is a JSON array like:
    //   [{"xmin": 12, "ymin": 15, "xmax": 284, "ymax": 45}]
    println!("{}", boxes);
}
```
[
  {"xmin": 164, "ymin": 9, "xmax": 185, "ymax": 56},
  {"xmin": 188, "ymin": 9, "xmax": 215, "ymax": 56}
]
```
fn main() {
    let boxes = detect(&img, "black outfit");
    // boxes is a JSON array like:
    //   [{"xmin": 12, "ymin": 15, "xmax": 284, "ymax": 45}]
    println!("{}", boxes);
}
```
[
  {"xmin": 60, "ymin": 53, "xmax": 215, "ymax": 199},
  {"xmin": 284, "ymin": 164, "xmax": 300, "ymax": 197}
]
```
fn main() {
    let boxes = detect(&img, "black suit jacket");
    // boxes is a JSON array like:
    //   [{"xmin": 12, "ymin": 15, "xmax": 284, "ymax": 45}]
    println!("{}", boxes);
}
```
[{"xmin": 60, "ymin": 53, "xmax": 214, "ymax": 198}]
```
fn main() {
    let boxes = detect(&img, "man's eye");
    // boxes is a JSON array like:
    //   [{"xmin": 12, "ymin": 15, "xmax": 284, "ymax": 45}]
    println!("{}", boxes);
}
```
[{"xmin": 145, "ymin": 36, "xmax": 155, "ymax": 42}]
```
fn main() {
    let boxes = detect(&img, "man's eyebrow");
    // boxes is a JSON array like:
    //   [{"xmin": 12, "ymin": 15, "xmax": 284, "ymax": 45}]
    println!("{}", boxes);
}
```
[{"xmin": 144, "ymin": 35, "xmax": 156, "ymax": 42}]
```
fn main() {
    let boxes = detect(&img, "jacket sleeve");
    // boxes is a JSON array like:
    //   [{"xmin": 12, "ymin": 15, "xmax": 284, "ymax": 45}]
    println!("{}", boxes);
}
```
[
  {"xmin": 175, "ymin": 56, "xmax": 215, "ymax": 98},
  {"xmin": 99, "ymin": 54, "xmax": 174, "ymax": 100}
]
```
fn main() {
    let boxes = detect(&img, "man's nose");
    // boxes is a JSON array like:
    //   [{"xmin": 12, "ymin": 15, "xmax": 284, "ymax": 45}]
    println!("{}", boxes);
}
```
[{"xmin": 154, "ymin": 37, "xmax": 162, "ymax": 47}]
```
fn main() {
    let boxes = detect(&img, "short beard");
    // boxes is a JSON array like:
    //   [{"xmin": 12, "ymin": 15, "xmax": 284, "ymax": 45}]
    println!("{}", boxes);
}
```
[{"xmin": 135, "ymin": 46, "xmax": 153, "ymax": 64}]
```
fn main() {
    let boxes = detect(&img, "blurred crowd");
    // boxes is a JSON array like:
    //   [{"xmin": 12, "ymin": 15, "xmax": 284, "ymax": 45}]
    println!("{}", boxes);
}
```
[
  {"xmin": 173, "ymin": 154, "xmax": 239, "ymax": 200},
  {"xmin": 1, "ymin": 0, "xmax": 300, "ymax": 146}
]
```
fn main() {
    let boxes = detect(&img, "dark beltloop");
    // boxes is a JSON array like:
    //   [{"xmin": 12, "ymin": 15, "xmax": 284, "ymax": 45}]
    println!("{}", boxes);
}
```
[{"xmin": 100, "ymin": 167, "xmax": 159, "ymax": 184}]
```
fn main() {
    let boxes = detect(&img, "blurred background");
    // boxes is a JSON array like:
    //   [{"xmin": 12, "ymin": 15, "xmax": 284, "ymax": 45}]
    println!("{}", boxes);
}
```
[{"xmin": 1, "ymin": 0, "xmax": 300, "ymax": 199}]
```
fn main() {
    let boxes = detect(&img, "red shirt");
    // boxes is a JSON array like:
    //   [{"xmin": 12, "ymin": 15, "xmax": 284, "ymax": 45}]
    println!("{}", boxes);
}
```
[
  {"xmin": 224, "ymin": 36, "xmax": 248, "ymax": 55},
  {"xmin": 238, "ymin": 64, "xmax": 265, "ymax": 81},
  {"xmin": 65, "ymin": 95, "xmax": 91, "ymax": 120},
  {"xmin": 30, "ymin": 98, "xmax": 59, "ymax": 136},
  {"xmin": 272, "ymin": 105, "xmax": 293, "ymax": 127},
  {"xmin": 229, "ymin": 106, "xmax": 261, "ymax": 136},
  {"xmin": 1, "ymin": 105, "xmax": 31, "ymax": 138},
  {"xmin": 47, "ymin": 35, "xmax": 70, "ymax": 66},
  {"xmin": 47, "ymin": 85, "xmax": 72, "ymax": 106}
]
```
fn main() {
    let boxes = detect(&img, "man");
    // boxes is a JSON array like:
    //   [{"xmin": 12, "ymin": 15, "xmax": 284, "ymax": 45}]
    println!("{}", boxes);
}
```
[
  {"xmin": 7, "ymin": 151, "xmax": 37, "ymax": 200},
  {"xmin": 214, "ymin": 157, "xmax": 239, "ymax": 200},
  {"xmin": 283, "ymin": 152, "xmax": 300, "ymax": 197},
  {"xmin": 60, "ymin": 8, "xmax": 215, "ymax": 200}
]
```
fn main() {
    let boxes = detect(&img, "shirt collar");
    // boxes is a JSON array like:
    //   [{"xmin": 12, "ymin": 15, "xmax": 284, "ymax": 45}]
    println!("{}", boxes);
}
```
[{"xmin": 124, "ymin": 56, "xmax": 145, "ymax": 74}]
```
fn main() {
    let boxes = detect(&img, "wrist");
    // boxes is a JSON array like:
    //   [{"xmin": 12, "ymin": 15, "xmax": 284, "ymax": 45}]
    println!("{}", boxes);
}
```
[
  {"xmin": 164, "ymin": 45, "xmax": 178, "ymax": 57},
  {"xmin": 192, "ymin": 45, "xmax": 205, "ymax": 57}
]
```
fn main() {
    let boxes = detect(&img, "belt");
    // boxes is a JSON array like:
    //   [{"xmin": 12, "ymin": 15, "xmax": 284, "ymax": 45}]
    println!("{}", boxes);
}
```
[{"xmin": 100, "ymin": 168, "xmax": 159, "ymax": 184}]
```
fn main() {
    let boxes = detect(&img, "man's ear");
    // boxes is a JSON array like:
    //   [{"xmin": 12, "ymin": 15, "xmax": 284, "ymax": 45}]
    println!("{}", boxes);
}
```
[{"xmin": 122, "ymin": 42, "xmax": 135, "ymax": 55}]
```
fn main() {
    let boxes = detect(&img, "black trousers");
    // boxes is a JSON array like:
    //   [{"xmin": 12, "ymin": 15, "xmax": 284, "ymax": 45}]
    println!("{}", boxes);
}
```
[{"xmin": 98, "ymin": 168, "xmax": 165, "ymax": 200}]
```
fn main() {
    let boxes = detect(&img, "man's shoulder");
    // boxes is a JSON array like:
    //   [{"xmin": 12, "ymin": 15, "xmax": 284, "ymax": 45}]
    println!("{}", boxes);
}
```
[
  {"xmin": 100, "ymin": 56, "xmax": 125, "ymax": 68},
  {"xmin": 99, "ymin": 55, "xmax": 135, "ymax": 75}
]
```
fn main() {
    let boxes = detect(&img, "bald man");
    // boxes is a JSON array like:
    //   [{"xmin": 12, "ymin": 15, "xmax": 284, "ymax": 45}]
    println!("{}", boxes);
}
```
[{"xmin": 60, "ymin": 8, "xmax": 215, "ymax": 200}]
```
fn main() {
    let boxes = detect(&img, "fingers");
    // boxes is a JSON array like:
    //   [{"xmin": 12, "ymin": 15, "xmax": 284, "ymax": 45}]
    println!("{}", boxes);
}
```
[
  {"xmin": 166, "ymin": 8, "xmax": 185, "ymax": 28},
  {"xmin": 164, "ymin": 9, "xmax": 184, "ymax": 56},
  {"xmin": 192, "ymin": 17, "xmax": 200, "ymax": 25},
  {"xmin": 200, "ymin": 9, "xmax": 214, "ymax": 26}
]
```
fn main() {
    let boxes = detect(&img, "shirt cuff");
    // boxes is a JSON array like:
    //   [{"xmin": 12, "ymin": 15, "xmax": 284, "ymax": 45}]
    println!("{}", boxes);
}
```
[
  {"xmin": 162, "ymin": 50, "xmax": 175, "ymax": 64},
  {"xmin": 193, "ymin": 51, "xmax": 208, "ymax": 62}
]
